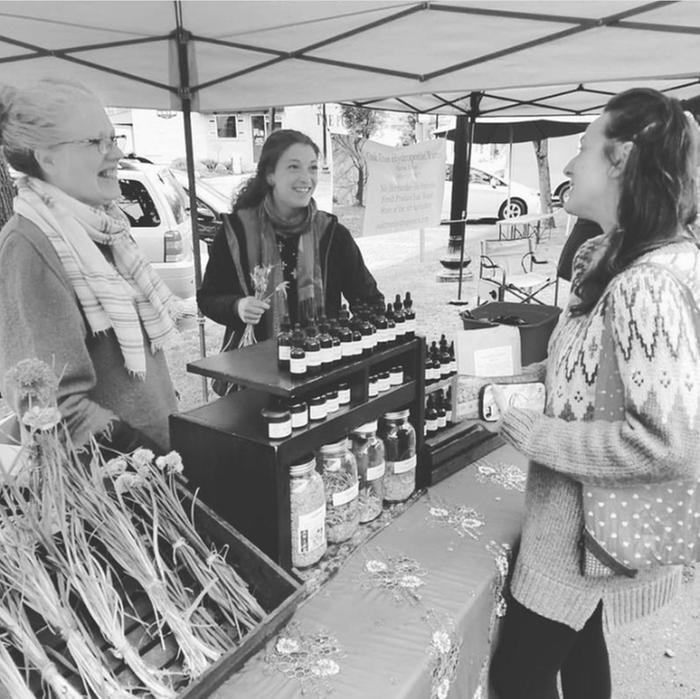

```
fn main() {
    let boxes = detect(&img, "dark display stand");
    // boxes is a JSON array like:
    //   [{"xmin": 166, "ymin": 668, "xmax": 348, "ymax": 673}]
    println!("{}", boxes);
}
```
[{"xmin": 172, "ymin": 338, "xmax": 428, "ymax": 570}]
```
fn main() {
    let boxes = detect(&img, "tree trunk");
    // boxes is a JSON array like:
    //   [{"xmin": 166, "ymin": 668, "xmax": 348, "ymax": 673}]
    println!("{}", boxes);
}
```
[
  {"xmin": 532, "ymin": 139, "xmax": 553, "ymax": 214},
  {"xmin": 0, "ymin": 153, "xmax": 15, "ymax": 229},
  {"xmin": 356, "ymin": 164, "xmax": 365, "ymax": 207}
]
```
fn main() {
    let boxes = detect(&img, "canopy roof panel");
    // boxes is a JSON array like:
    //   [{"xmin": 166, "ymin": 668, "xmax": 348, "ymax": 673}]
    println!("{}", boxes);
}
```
[{"xmin": 0, "ymin": 0, "xmax": 697, "ymax": 114}]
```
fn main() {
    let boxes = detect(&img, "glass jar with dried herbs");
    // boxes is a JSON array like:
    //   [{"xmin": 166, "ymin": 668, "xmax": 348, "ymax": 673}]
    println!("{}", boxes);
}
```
[
  {"xmin": 349, "ymin": 420, "xmax": 385, "ymax": 523},
  {"xmin": 378, "ymin": 409, "xmax": 417, "ymax": 503},
  {"xmin": 289, "ymin": 455, "xmax": 327, "ymax": 568},
  {"xmin": 317, "ymin": 439, "xmax": 359, "ymax": 543}
]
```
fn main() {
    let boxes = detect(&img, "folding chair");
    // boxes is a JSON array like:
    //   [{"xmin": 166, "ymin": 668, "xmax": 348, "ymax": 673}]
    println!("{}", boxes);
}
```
[{"xmin": 477, "ymin": 237, "xmax": 559, "ymax": 306}]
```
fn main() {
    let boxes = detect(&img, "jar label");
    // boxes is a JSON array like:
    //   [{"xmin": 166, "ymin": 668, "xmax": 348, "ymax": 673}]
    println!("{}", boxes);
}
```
[
  {"xmin": 368, "ymin": 383, "xmax": 378, "ymax": 397},
  {"xmin": 389, "ymin": 455, "xmax": 416, "ymax": 474},
  {"xmin": 269, "ymin": 418, "xmax": 292, "ymax": 439},
  {"xmin": 427, "ymin": 418, "xmax": 438, "ymax": 431},
  {"xmin": 338, "ymin": 389, "xmax": 351, "ymax": 404},
  {"xmin": 361, "ymin": 334, "xmax": 373, "ymax": 349},
  {"xmin": 320, "ymin": 347, "xmax": 333, "ymax": 364},
  {"xmin": 366, "ymin": 461, "xmax": 386, "ymax": 481},
  {"xmin": 309, "ymin": 405, "xmax": 327, "ymax": 420},
  {"xmin": 297, "ymin": 504, "xmax": 326, "ymax": 554},
  {"xmin": 278, "ymin": 345, "xmax": 291, "ymax": 361},
  {"xmin": 291, "ymin": 412, "xmax": 308, "ymax": 429},
  {"xmin": 332, "ymin": 481, "xmax": 359, "ymax": 507}
]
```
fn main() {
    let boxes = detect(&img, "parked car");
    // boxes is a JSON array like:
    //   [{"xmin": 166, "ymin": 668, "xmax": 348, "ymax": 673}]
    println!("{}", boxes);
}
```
[
  {"xmin": 117, "ymin": 161, "xmax": 205, "ymax": 298},
  {"xmin": 442, "ymin": 166, "xmax": 540, "ymax": 221},
  {"xmin": 171, "ymin": 170, "xmax": 232, "ymax": 249}
]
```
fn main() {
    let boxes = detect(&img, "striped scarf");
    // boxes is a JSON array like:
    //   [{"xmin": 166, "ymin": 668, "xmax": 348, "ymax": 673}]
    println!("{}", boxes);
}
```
[{"xmin": 13, "ymin": 176, "xmax": 176, "ymax": 377}]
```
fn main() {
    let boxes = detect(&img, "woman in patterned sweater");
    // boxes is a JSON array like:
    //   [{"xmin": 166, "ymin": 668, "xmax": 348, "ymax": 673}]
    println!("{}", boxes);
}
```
[{"xmin": 490, "ymin": 89, "xmax": 699, "ymax": 698}]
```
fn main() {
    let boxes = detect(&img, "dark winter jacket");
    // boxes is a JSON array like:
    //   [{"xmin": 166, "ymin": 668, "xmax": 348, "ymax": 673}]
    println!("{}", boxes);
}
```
[{"xmin": 197, "ymin": 210, "xmax": 384, "ymax": 349}]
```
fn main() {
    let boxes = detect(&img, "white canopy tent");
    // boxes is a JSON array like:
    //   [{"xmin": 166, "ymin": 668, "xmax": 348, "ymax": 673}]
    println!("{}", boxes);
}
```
[
  {"xmin": 1, "ymin": 0, "xmax": 698, "ymax": 361},
  {"xmin": 1, "ymin": 1, "xmax": 698, "ymax": 114}
]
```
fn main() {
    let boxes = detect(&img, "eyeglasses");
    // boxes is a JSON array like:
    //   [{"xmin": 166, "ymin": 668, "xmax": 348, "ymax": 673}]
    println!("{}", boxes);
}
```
[{"xmin": 52, "ymin": 135, "xmax": 126, "ymax": 155}]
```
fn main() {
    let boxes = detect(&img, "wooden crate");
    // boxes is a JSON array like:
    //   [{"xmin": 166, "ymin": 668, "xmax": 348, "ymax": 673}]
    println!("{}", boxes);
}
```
[{"xmin": 17, "ymin": 485, "xmax": 304, "ymax": 698}]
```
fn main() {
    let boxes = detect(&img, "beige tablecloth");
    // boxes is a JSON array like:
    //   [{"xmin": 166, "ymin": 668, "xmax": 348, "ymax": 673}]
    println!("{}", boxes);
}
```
[{"xmin": 212, "ymin": 443, "xmax": 526, "ymax": 698}]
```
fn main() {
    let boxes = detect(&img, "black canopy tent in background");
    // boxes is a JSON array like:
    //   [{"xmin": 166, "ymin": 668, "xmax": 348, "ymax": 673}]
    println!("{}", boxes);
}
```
[
  {"xmin": 1, "ymin": 0, "xmax": 699, "ymax": 363},
  {"xmin": 427, "ymin": 115, "xmax": 591, "ymax": 300}
]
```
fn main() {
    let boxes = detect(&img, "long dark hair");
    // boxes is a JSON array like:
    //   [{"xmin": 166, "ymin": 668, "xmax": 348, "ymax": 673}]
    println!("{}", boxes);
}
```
[
  {"xmin": 572, "ymin": 88, "xmax": 698, "ymax": 315},
  {"xmin": 233, "ymin": 129, "xmax": 320, "ymax": 211}
]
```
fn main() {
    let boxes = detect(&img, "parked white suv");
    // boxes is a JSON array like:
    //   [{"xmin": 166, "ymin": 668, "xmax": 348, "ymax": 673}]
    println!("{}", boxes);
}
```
[{"xmin": 117, "ymin": 161, "xmax": 202, "ymax": 299}]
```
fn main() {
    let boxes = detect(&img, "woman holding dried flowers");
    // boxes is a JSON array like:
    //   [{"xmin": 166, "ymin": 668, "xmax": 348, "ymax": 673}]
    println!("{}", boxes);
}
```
[
  {"xmin": 0, "ymin": 80, "xmax": 178, "ymax": 453},
  {"xmin": 489, "ymin": 89, "xmax": 700, "ymax": 698},
  {"xmin": 197, "ymin": 129, "xmax": 384, "ymax": 354}
]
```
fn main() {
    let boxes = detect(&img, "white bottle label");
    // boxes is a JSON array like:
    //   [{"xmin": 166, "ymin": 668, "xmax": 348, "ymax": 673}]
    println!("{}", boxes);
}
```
[
  {"xmin": 307, "ymin": 350, "xmax": 321, "ymax": 368},
  {"xmin": 320, "ymin": 346, "xmax": 333, "ymax": 365},
  {"xmin": 352, "ymin": 340, "xmax": 362, "ymax": 355},
  {"xmin": 368, "ymin": 382, "xmax": 379, "ymax": 397},
  {"xmin": 338, "ymin": 388, "xmax": 351, "ymax": 404},
  {"xmin": 334, "ymin": 344, "xmax": 342, "ymax": 361},
  {"xmin": 268, "ymin": 418, "xmax": 292, "ymax": 439},
  {"xmin": 361, "ymin": 334, "xmax": 373, "ymax": 350},
  {"xmin": 378, "ymin": 377, "xmax": 390, "ymax": 392},
  {"xmin": 387, "ymin": 327, "xmax": 397, "ymax": 342},
  {"xmin": 332, "ymin": 481, "xmax": 359, "ymax": 507},
  {"xmin": 290, "ymin": 356, "xmax": 306, "ymax": 374},
  {"xmin": 297, "ymin": 504, "xmax": 326, "ymax": 554},
  {"xmin": 437, "ymin": 415, "xmax": 447, "ymax": 429},
  {"xmin": 366, "ymin": 461, "xmax": 386, "ymax": 481},
  {"xmin": 278, "ymin": 345, "xmax": 291, "ymax": 361},
  {"xmin": 427, "ymin": 417, "xmax": 438, "ymax": 432},
  {"xmin": 446, "ymin": 409, "xmax": 453, "ymax": 422},
  {"xmin": 389, "ymin": 455, "xmax": 417, "ymax": 474},
  {"xmin": 341, "ymin": 341, "xmax": 352, "ymax": 357}
]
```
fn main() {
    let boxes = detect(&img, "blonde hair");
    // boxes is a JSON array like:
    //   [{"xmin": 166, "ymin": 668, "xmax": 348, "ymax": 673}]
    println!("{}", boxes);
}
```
[{"xmin": 0, "ymin": 79, "xmax": 98, "ymax": 177}]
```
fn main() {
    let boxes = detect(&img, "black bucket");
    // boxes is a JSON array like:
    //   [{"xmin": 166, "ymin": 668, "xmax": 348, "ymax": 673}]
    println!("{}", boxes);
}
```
[{"xmin": 460, "ymin": 302, "xmax": 562, "ymax": 365}]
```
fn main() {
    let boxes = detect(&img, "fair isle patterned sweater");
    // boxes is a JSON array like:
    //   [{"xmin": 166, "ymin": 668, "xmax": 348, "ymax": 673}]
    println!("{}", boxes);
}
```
[{"xmin": 500, "ymin": 236, "xmax": 700, "ymax": 631}]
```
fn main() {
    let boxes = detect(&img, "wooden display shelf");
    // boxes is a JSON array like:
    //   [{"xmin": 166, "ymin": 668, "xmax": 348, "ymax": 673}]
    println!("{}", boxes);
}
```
[
  {"xmin": 172, "ymin": 338, "xmax": 426, "ymax": 570},
  {"xmin": 175, "ymin": 381, "xmax": 416, "ymax": 467},
  {"xmin": 187, "ymin": 338, "xmax": 417, "ymax": 399}
]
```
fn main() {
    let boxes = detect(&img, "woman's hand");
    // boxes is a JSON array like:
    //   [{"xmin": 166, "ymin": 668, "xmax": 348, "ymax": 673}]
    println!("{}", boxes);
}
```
[{"xmin": 236, "ymin": 296, "xmax": 270, "ymax": 324}]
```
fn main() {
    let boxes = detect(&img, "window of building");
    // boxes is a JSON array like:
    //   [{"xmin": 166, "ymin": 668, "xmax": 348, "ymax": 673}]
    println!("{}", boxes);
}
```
[{"xmin": 215, "ymin": 115, "xmax": 238, "ymax": 139}]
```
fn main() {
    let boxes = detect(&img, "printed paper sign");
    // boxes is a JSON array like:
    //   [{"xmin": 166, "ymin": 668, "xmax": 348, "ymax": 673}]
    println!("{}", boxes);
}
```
[{"xmin": 363, "ymin": 139, "xmax": 446, "ymax": 236}]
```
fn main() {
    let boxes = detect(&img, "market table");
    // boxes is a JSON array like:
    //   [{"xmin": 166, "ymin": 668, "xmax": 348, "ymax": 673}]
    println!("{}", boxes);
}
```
[
  {"xmin": 497, "ymin": 212, "xmax": 555, "ymax": 243},
  {"xmin": 210, "ymin": 442, "xmax": 526, "ymax": 698}
]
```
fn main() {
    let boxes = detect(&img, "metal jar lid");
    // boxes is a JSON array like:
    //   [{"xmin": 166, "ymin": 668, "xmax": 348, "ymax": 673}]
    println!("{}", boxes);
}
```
[
  {"xmin": 352, "ymin": 420, "xmax": 378, "ymax": 434},
  {"xmin": 289, "ymin": 454, "xmax": 316, "ymax": 477},
  {"xmin": 382, "ymin": 409, "xmax": 410, "ymax": 420}
]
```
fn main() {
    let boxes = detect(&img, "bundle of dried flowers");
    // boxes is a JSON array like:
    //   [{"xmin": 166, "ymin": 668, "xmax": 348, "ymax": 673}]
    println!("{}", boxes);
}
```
[
  {"xmin": 238, "ymin": 264, "xmax": 288, "ymax": 348},
  {"xmin": 110, "ymin": 449, "xmax": 265, "ymax": 637},
  {"xmin": 0, "ymin": 594, "xmax": 81, "ymax": 699}
]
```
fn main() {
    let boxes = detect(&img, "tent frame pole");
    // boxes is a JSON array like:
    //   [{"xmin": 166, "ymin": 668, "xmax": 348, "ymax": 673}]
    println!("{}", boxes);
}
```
[
  {"xmin": 455, "ymin": 92, "xmax": 482, "ymax": 302},
  {"xmin": 174, "ymin": 16, "xmax": 208, "ymax": 401}
]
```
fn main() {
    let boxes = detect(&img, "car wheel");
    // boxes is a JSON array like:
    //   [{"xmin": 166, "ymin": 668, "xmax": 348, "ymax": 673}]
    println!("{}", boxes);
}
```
[
  {"xmin": 498, "ymin": 198, "xmax": 527, "ymax": 219},
  {"xmin": 556, "ymin": 182, "xmax": 571, "ymax": 205}
]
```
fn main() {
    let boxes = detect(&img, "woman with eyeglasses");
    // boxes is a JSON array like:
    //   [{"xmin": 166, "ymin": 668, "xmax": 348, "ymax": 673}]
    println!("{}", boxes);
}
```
[{"xmin": 0, "ymin": 79, "xmax": 178, "ymax": 454}]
